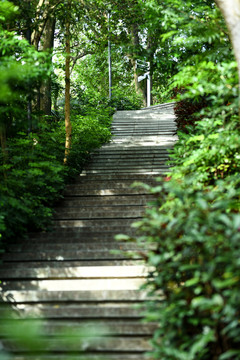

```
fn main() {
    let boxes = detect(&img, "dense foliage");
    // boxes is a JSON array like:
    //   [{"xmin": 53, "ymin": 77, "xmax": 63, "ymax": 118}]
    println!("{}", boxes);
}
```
[
  {"xmin": 132, "ymin": 174, "xmax": 240, "ymax": 359},
  {"xmin": 0, "ymin": 112, "xmax": 111, "ymax": 243},
  {"xmin": 0, "ymin": 1, "xmax": 113, "ymax": 244}
]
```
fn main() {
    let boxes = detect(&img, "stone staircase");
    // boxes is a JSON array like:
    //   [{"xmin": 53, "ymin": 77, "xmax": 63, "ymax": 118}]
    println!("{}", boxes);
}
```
[{"xmin": 0, "ymin": 103, "xmax": 177, "ymax": 359}]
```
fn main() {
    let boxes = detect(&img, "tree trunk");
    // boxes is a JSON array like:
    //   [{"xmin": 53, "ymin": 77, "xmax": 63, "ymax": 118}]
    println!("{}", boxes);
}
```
[
  {"xmin": 215, "ymin": 0, "xmax": 240, "ymax": 108},
  {"xmin": 40, "ymin": 16, "xmax": 56, "ymax": 116},
  {"xmin": 64, "ymin": 0, "xmax": 72, "ymax": 165},
  {"xmin": 31, "ymin": 0, "xmax": 48, "ymax": 49},
  {"xmin": 130, "ymin": 24, "xmax": 147, "ymax": 106},
  {"xmin": 31, "ymin": 0, "xmax": 60, "ymax": 49},
  {"xmin": 0, "ymin": 123, "xmax": 7, "ymax": 159}
]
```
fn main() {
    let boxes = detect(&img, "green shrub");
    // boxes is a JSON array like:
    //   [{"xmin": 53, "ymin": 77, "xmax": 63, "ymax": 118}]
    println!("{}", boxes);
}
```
[
  {"xmin": 108, "ymin": 87, "xmax": 143, "ymax": 110},
  {"xmin": 131, "ymin": 175, "xmax": 240, "ymax": 360},
  {"xmin": 48, "ymin": 113, "xmax": 112, "ymax": 180},
  {"xmin": 174, "ymin": 95, "xmax": 208, "ymax": 132},
  {"xmin": 169, "ymin": 115, "xmax": 240, "ymax": 185},
  {"xmin": 0, "ymin": 132, "xmax": 66, "ymax": 241},
  {"xmin": 0, "ymin": 110, "xmax": 112, "ymax": 243}
]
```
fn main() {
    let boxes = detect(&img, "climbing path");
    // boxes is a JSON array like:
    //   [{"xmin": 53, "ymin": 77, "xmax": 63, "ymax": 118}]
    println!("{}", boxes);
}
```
[{"xmin": 0, "ymin": 103, "xmax": 177, "ymax": 359}]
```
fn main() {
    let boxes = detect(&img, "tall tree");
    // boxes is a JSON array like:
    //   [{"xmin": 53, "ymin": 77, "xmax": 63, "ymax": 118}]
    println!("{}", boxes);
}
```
[
  {"xmin": 64, "ymin": 0, "xmax": 72, "ymax": 164},
  {"xmin": 215, "ymin": 0, "xmax": 240, "ymax": 105},
  {"xmin": 31, "ymin": 0, "xmax": 60, "ymax": 49},
  {"xmin": 39, "ymin": 14, "xmax": 56, "ymax": 115}
]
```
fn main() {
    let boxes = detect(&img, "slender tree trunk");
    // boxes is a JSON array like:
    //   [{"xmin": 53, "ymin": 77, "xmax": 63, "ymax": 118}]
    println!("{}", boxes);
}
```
[
  {"xmin": 215, "ymin": 0, "xmax": 240, "ymax": 111},
  {"xmin": 40, "ymin": 16, "xmax": 56, "ymax": 116},
  {"xmin": 64, "ymin": 0, "xmax": 72, "ymax": 165},
  {"xmin": 26, "ymin": 12, "xmax": 33, "ymax": 132},
  {"xmin": 0, "ymin": 121, "xmax": 9, "ymax": 180},
  {"xmin": 0, "ymin": 123, "xmax": 7, "ymax": 157}
]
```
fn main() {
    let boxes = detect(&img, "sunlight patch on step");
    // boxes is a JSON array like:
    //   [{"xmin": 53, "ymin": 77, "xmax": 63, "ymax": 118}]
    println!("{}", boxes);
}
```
[
  {"xmin": 1, "ymin": 266, "xmax": 151, "ymax": 279},
  {"xmin": 53, "ymin": 265, "xmax": 150, "ymax": 278},
  {"xmin": 114, "ymin": 113, "xmax": 176, "ymax": 120},
  {"xmin": 107, "ymin": 135, "xmax": 178, "ymax": 147},
  {"xmin": 25, "ymin": 278, "xmax": 146, "ymax": 291}
]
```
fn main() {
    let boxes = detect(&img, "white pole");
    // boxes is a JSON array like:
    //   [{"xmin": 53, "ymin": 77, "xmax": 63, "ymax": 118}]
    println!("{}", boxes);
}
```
[
  {"xmin": 108, "ymin": 12, "xmax": 112, "ymax": 99},
  {"xmin": 147, "ymin": 62, "xmax": 151, "ymax": 107},
  {"xmin": 147, "ymin": 75, "xmax": 151, "ymax": 107}
]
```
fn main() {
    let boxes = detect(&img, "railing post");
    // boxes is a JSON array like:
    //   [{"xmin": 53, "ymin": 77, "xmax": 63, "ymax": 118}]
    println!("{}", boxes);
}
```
[
  {"xmin": 147, "ymin": 62, "xmax": 151, "ymax": 107},
  {"xmin": 108, "ymin": 11, "xmax": 112, "ymax": 100},
  {"xmin": 137, "ymin": 60, "xmax": 151, "ymax": 107}
]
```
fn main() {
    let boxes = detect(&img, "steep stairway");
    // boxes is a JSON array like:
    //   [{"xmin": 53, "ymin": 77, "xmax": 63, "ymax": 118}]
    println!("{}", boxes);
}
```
[{"xmin": 0, "ymin": 103, "xmax": 177, "ymax": 359}]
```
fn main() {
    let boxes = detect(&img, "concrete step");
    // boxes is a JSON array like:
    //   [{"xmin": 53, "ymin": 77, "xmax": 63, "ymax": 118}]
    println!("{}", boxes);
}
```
[
  {"xmin": 90, "ymin": 158, "xmax": 168, "ymax": 165},
  {"xmin": 9, "ymin": 355, "xmax": 152, "ymax": 360},
  {"xmin": 53, "ymin": 208, "xmax": 145, "ymax": 220},
  {"xmin": 65, "ymin": 179, "xmax": 156, "ymax": 188},
  {"xmin": 111, "ymin": 122, "xmax": 176, "ymax": 126},
  {"xmin": 52, "ymin": 218, "xmax": 141, "ymax": 229},
  {"xmin": 0, "ymin": 260, "xmax": 146, "ymax": 273},
  {"xmin": 76, "ymin": 173, "xmax": 161, "ymax": 180},
  {"xmin": 111, "ymin": 122, "xmax": 176, "ymax": 125},
  {"xmin": 63, "ymin": 187, "xmax": 152, "ymax": 196},
  {"xmin": 111, "ymin": 128, "xmax": 175, "ymax": 132},
  {"xmin": 1, "ymin": 289, "xmax": 149, "ymax": 302},
  {"xmin": 141, "ymin": 101, "xmax": 175, "ymax": 109},
  {"xmin": 64, "ymin": 180, "xmax": 155, "ymax": 191},
  {"xmin": 83, "ymin": 166, "xmax": 168, "ymax": 173},
  {"xmin": 0, "ymin": 278, "xmax": 146, "ymax": 292},
  {"xmin": 112, "ymin": 132, "xmax": 175, "ymax": 137},
  {"xmin": 112, "ymin": 119, "xmax": 175, "ymax": 125},
  {"xmin": 0, "ymin": 264, "xmax": 150, "ymax": 279},
  {"xmin": 3, "ymin": 242, "xmax": 144, "ymax": 254},
  {"xmin": 112, "ymin": 130, "xmax": 175, "ymax": 135},
  {"xmin": 25, "ymin": 228, "xmax": 137, "ymax": 241},
  {"xmin": 22, "ymin": 233, "xmax": 135, "ymax": 243},
  {"xmin": 107, "ymin": 141, "xmax": 176, "ymax": 148},
  {"xmin": 90, "ymin": 154, "xmax": 169, "ymax": 160},
  {"xmin": 9, "ymin": 241, "xmax": 126, "ymax": 254},
  {"xmin": 94, "ymin": 148, "xmax": 170, "ymax": 154},
  {"xmin": 57, "ymin": 196, "xmax": 156, "ymax": 207},
  {"xmin": 3, "ymin": 336, "xmax": 152, "ymax": 353},
  {"xmin": 1, "ymin": 249, "xmax": 143, "ymax": 262},
  {"xmin": 99, "ymin": 143, "xmax": 176, "ymax": 150},
  {"xmin": 113, "ymin": 109, "xmax": 175, "ymax": 118},
  {"xmin": 112, "ymin": 119, "xmax": 175, "ymax": 123},
  {"xmin": 1, "ymin": 319, "xmax": 156, "ymax": 335},
  {"xmin": 86, "ymin": 158, "xmax": 170, "ymax": 164},
  {"xmin": 95, "ymin": 146, "xmax": 170, "ymax": 151},
  {"xmin": 85, "ymin": 160, "xmax": 169, "ymax": 167},
  {"xmin": 81, "ymin": 169, "xmax": 168, "ymax": 175},
  {"xmin": 111, "ymin": 119, "xmax": 175, "ymax": 124}
]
